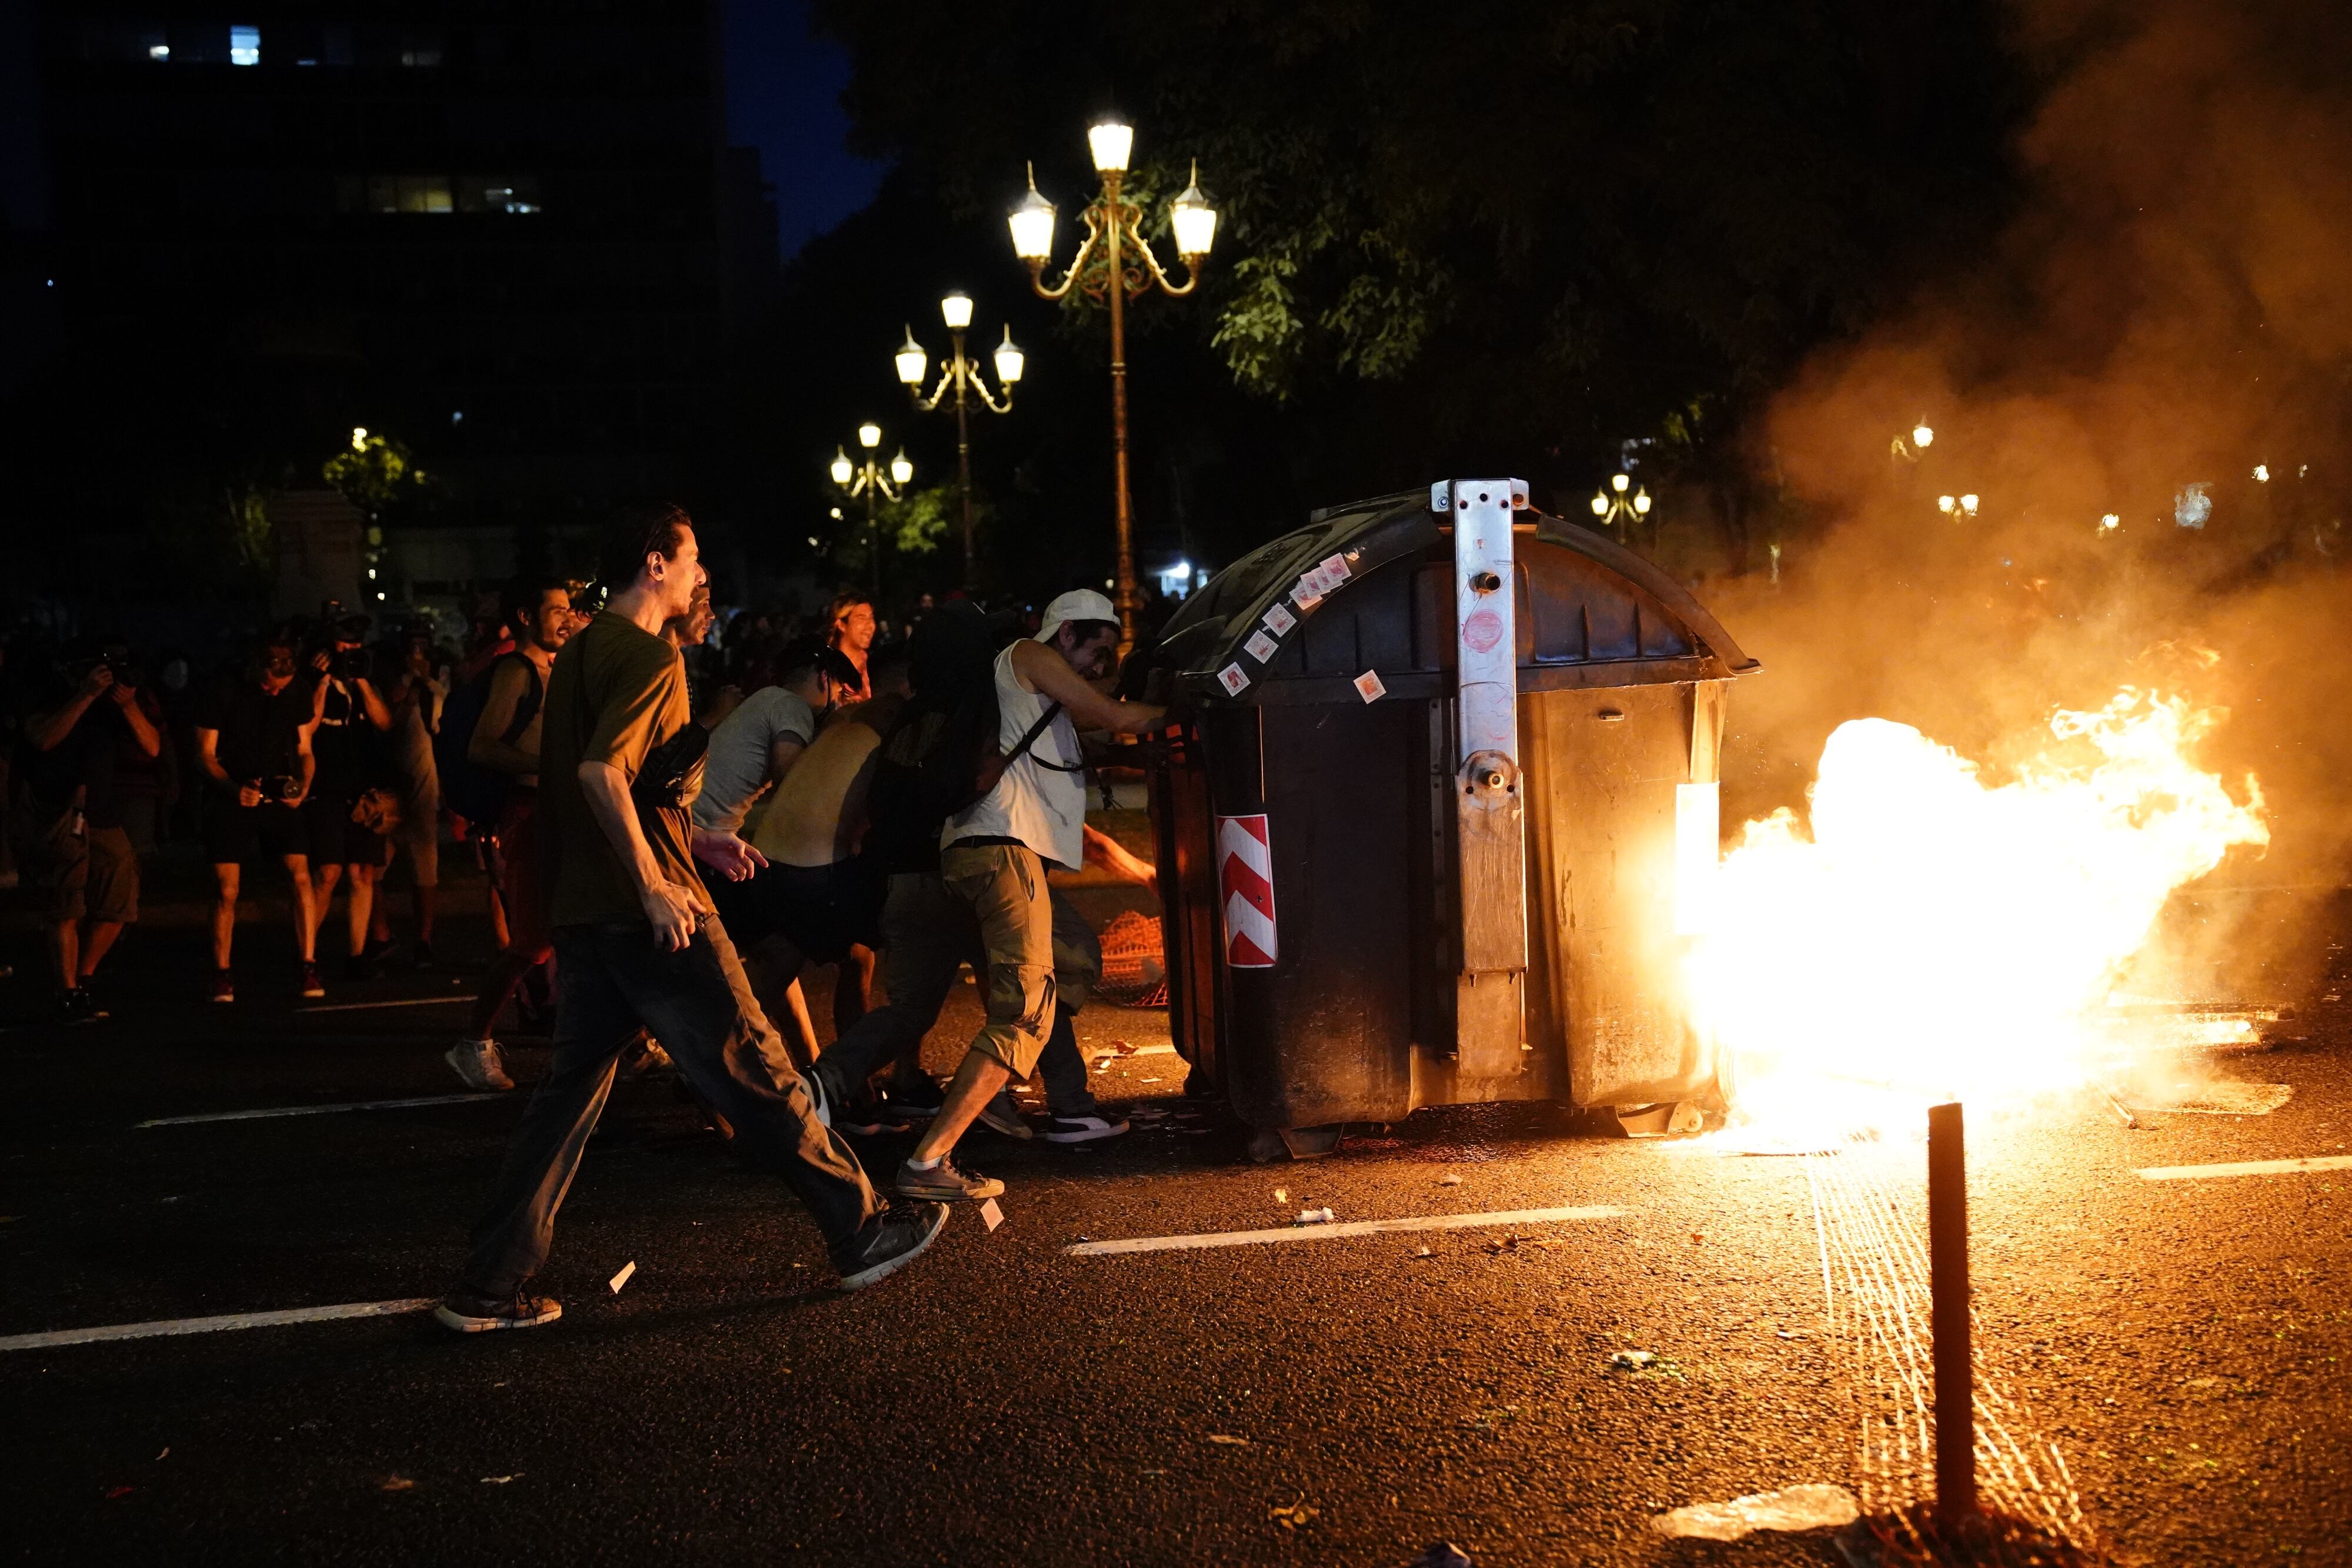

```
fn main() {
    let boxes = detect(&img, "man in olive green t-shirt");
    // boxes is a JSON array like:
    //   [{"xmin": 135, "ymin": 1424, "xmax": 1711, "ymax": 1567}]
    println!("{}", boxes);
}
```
[{"xmin": 436, "ymin": 506, "xmax": 948, "ymax": 1334}]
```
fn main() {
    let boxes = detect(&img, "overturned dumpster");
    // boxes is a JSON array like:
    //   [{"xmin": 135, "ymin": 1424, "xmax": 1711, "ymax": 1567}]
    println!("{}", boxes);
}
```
[{"xmin": 1142, "ymin": 480, "xmax": 1759, "ymax": 1154}]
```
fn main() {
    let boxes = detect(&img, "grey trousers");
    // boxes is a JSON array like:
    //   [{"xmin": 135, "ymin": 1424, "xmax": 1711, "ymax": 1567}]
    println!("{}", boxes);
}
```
[
  {"xmin": 817, "ymin": 871, "xmax": 1102, "ymax": 1114},
  {"xmin": 460, "ymin": 915, "xmax": 882, "ymax": 1295}
]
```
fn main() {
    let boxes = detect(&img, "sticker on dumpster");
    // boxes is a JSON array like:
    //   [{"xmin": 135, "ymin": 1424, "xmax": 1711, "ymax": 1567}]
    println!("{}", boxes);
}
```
[
  {"xmin": 1217, "ymin": 815, "xmax": 1278, "ymax": 968},
  {"xmin": 1353, "ymin": 670, "xmax": 1387, "ymax": 704},
  {"xmin": 1263, "ymin": 602, "xmax": 1297, "ymax": 634},
  {"xmin": 1319, "ymin": 553, "xmax": 1352, "ymax": 584},
  {"xmin": 1462, "ymin": 607, "xmax": 1506, "ymax": 654},
  {"xmin": 1217, "ymin": 663, "xmax": 1251, "ymax": 697},
  {"xmin": 1244, "ymin": 629, "xmax": 1279, "ymax": 663}
]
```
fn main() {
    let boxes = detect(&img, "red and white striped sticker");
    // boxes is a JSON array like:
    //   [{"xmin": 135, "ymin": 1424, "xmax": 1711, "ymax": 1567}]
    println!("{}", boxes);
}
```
[{"xmin": 1217, "ymin": 814, "xmax": 1278, "ymax": 968}]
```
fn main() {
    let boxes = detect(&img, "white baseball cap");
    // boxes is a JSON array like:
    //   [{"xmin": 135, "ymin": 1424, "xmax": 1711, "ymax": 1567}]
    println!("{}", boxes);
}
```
[{"xmin": 1035, "ymin": 588, "xmax": 1119, "ymax": 644}]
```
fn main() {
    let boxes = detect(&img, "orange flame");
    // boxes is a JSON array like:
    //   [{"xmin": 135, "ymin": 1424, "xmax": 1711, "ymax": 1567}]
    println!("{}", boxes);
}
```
[{"xmin": 1692, "ymin": 691, "xmax": 2267, "ymax": 1128}]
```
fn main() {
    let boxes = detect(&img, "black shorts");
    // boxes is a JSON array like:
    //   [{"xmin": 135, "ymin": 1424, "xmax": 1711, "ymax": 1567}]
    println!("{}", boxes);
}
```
[
  {"xmin": 303, "ymin": 795, "xmax": 391, "ymax": 868},
  {"xmin": 205, "ymin": 799, "xmax": 310, "ymax": 865},
  {"xmin": 709, "ymin": 856, "xmax": 884, "ymax": 963}
]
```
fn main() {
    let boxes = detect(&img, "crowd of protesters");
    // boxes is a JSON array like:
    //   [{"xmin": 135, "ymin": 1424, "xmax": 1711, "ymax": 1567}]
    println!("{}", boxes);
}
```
[{"xmin": 4, "ymin": 503, "xmax": 1177, "ymax": 1318}]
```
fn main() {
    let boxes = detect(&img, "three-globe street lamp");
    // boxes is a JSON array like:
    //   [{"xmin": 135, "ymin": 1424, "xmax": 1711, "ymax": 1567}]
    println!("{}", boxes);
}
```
[
  {"xmin": 1589, "ymin": 471, "xmax": 1654, "ymax": 547},
  {"xmin": 828, "ymin": 422, "xmax": 914, "ymax": 592},
  {"xmin": 1010, "ymin": 119, "xmax": 1218, "ymax": 652},
  {"xmin": 896, "ymin": 292, "xmax": 1024, "ymax": 590}
]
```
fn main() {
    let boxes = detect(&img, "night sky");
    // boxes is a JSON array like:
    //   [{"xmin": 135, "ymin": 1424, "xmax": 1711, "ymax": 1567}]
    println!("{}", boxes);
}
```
[{"xmin": 723, "ymin": 0, "xmax": 886, "ymax": 259}]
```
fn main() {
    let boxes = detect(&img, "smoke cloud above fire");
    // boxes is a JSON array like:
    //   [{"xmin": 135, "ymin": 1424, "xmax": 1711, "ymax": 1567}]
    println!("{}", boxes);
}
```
[{"xmin": 1709, "ymin": 0, "xmax": 2352, "ymax": 1000}]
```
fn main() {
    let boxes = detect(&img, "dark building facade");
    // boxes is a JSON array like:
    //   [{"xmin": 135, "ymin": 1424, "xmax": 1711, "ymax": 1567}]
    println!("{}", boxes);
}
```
[{"xmin": 23, "ymin": 3, "xmax": 734, "ymax": 533}]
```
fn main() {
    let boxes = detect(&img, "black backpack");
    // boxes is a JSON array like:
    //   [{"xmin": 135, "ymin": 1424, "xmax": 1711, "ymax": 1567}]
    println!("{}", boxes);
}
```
[{"xmin": 433, "ymin": 654, "xmax": 542, "ymax": 827}]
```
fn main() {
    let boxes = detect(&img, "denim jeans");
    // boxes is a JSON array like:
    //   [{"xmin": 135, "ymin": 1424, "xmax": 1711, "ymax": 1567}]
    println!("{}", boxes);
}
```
[
  {"xmin": 818, "ymin": 870, "xmax": 1103, "ymax": 1115},
  {"xmin": 460, "ymin": 915, "xmax": 881, "ymax": 1294}
]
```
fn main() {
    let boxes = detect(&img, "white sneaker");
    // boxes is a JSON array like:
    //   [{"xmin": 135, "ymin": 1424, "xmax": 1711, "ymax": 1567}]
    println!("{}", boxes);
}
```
[{"xmin": 445, "ymin": 1037, "xmax": 513, "ymax": 1092}]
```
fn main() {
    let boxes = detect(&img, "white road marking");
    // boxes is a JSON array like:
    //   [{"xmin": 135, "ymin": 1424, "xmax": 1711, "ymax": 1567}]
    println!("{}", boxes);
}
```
[
  {"xmin": 2137, "ymin": 1154, "xmax": 2352, "ymax": 1182},
  {"xmin": 137, "ymin": 1093, "xmax": 506, "ymax": 1128},
  {"xmin": 297, "ymin": 995, "xmax": 470, "ymax": 1014},
  {"xmin": 1065, "ymin": 1205, "xmax": 1628, "ymax": 1256},
  {"xmin": 0, "ymin": 1298, "xmax": 437, "ymax": 1352}
]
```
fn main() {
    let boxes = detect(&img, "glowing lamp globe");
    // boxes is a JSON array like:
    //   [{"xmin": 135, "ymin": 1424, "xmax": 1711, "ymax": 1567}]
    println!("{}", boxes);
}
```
[
  {"xmin": 1008, "ymin": 174, "xmax": 1056, "ymax": 262},
  {"xmin": 993, "ymin": 325, "xmax": 1025, "ymax": 385},
  {"xmin": 857, "ymin": 422, "xmax": 882, "ymax": 450},
  {"xmin": 1087, "ymin": 121, "xmax": 1134, "ymax": 173},
  {"xmin": 894, "ymin": 328, "xmax": 928, "ymax": 387},
  {"xmin": 1170, "ymin": 164, "xmax": 1218, "ymax": 259},
  {"xmin": 829, "ymin": 449, "xmax": 854, "ymax": 487},
  {"xmin": 889, "ymin": 450, "xmax": 914, "ymax": 487},
  {"xmin": 940, "ymin": 292, "xmax": 974, "ymax": 331}
]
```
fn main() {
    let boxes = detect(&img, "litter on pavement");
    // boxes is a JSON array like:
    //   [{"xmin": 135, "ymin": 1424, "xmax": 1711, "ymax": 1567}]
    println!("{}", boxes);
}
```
[
  {"xmin": 1411, "ymin": 1544, "xmax": 1474, "ymax": 1568},
  {"xmin": 1271, "ymin": 1498, "xmax": 1318, "ymax": 1529},
  {"xmin": 981, "ymin": 1198, "xmax": 1005, "ymax": 1232},
  {"xmin": 1607, "ymin": 1349, "xmax": 1658, "ymax": 1370},
  {"xmin": 1207, "ymin": 1433, "xmax": 1251, "ymax": 1446},
  {"xmin": 1647, "ymin": 1483, "xmax": 1859, "ymax": 1541},
  {"xmin": 1438, "ymin": 1173, "xmax": 1462, "ymax": 1186},
  {"xmin": 607, "ymin": 1261, "xmax": 636, "ymax": 1295},
  {"xmin": 1296, "ymin": 1206, "xmax": 1336, "ymax": 1225}
]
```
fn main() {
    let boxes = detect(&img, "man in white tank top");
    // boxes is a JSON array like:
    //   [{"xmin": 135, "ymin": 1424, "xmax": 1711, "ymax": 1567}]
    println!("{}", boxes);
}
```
[{"xmin": 893, "ymin": 590, "xmax": 1167, "ymax": 1202}]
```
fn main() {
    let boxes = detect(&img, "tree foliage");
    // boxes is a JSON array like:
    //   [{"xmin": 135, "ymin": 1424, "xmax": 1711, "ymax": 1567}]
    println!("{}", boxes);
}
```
[{"xmin": 813, "ymin": 0, "xmax": 2020, "ymax": 509}]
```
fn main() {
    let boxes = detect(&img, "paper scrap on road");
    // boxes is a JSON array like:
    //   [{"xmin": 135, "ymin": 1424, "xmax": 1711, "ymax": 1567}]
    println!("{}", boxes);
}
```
[
  {"xmin": 2137, "ymin": 1154, "xmax": 2352, "ymax": 1181},
  {"xmin": 608, "ymin": 1261, "xmax": 636, "ymax": 1295},
  {"xmin": 0, "ymin": 1296, "xmax": 437, "ymax": 1352},
  {"xmin": 381, "ymin": 1476, "xmax": 415, "ymax": 1492},
  {"xmin": 136, "ymin": 1094, "xmax": 506, "ymax": 1128},
  {"xmin": 980, "ymin": 1198, "xmax": 1005, "ymax": 1232},
  {"xmin": 1438, "ymin": 1172, "xmax": 1462, "ymax": 1186},
  {"xmin": 1296, "ymin": 1206, "xmax": 1335, "ymax": 1225},
  {"xmin": 1206, "ymin": 1433, "xmax": 1251, "ymax": 1446},
  {"xmin": 1649, "ymin": 1483, "xmax": 1858, "ymax": 1541},
  {"xmin": 1064, "ymin": 1206, "xmax": 1628, "ymax": 1257},
  {"xmin": 479, "ymin": 1474, "xmax": 520, "ymax": 1485},
  {"xmin": 1270, "ymin": 1498, "xmax": 1318, "ymax": 1529},
  {"xmin": 1608, "ymin": 1350, "xmax": 1658, "ymax": 1370}
]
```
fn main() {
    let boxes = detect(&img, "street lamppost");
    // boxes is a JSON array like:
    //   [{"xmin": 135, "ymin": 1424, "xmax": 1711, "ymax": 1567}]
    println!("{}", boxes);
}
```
[
  {"xmin": 1008, "ymin": 120, "xmax": 1219, "ymax": 652},
  {"xmin": 828, "ymin": 421, "xmax": 913, "ymax": 593},
  {"xmin": 896, "ymin": 292, "xmax": 1024, "ymax": 590},
  {"xmin": 1589, "ymin": 471, "xmax": 1653, "ymax": 546}
]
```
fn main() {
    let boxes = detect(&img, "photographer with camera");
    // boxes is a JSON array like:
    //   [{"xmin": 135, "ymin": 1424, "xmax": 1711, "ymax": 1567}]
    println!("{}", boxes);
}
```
[
  {"xmin": 16, "ymin": 640, "xmax": 163, "ymax": 1023},
  {"xmin": 302, "ymin": 613, "xmax": 399, "ymax": 982},
  {"xmin": 193, "ymin": 630, "xmax": 322, "ymax": 1001}
]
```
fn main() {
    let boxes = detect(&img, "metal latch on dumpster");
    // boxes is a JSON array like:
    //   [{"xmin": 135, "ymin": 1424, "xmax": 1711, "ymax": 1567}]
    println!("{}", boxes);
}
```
[{"xmin": 1436, "ymin": 477, "xmax": 1530, "ymax": 1076}]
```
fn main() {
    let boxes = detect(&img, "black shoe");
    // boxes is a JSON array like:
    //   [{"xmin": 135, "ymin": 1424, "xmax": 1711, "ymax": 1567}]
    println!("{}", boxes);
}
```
[
  {"xmin": 885, "ymin": 1073, "xmax": 946, "ymax": 1119},
  {"xmin": 342, "ymin": 952, "xmax": 379, "ymax": 983},
  {"xmin": 835, "ymin": 1095, "xmax": 913, "ymax": 1138},
  {"xmin": 433, "ymin": 1286, "xmax": 563, "ymax": 1334},
  {"xmin": 834, "ymin": 1202, "xmax": 950, "ymax": 1290},
  {"xmin": 412, "ymin": 940, "xmax": 437, "ymax": 968},
  {"xmin": 1044, "ymin": 1109, "xmax": 1130, "ymax": 1144},
  {"xmin": 57, "ymin": 987, "xmax": 108, "ymax": 1025},
  {"xmin": 361, "ymin": 936, "xmax": 400, "ymax": 968}
]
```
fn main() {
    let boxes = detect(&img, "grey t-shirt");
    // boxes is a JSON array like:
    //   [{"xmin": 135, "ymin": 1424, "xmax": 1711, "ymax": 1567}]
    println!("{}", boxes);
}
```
[{"xmin": 691, "ymin": 686, "xmax": 816, "ymax": 834}]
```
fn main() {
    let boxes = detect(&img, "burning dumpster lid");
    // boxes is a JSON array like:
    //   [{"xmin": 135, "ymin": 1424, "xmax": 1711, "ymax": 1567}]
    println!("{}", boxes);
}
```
[{"xmin": 1155, "ymin": 487, "xmax": 1759, "ymax": 700}]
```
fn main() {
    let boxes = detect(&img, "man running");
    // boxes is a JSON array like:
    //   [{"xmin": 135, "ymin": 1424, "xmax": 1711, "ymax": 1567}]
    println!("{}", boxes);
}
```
[{"xmin": 436, "ymin": 505, "xmax": 944, "ymax": 1333}]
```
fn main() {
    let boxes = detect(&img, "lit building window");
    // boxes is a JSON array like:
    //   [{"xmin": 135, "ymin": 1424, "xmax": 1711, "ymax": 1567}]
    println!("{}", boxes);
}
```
[
  {"xmin": 364, "ymin": 175, "xmax": 454, "ymax": 213},
  {"xmin": 230, "ymin": 26, "xmax": 259, "ymax": 65},
  {"xmin": 148, "ymin": 44, "xmax": 170, "ymax": 62},
  {"xmin": 457, "ymin": 176, "xmax": 544, "ymax": 215}
]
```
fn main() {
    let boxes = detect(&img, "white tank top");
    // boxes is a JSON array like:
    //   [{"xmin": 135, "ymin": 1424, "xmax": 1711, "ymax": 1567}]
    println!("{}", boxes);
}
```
[{"xmin": 944, "ymin": 643, "xmax": 1086, "ymax": 871}]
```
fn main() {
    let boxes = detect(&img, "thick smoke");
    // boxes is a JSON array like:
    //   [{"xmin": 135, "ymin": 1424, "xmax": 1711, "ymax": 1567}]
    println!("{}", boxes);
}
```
[{"xmin": 1709, "ymin": 0, "xmax": 2352, "ymax": 1000}]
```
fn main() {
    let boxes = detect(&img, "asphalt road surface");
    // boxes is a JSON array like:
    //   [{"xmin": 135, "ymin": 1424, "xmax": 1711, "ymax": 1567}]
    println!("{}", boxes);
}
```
[{"xmin": 5, "ymin": 888, "xmax": 2350, "ymax": 1567}]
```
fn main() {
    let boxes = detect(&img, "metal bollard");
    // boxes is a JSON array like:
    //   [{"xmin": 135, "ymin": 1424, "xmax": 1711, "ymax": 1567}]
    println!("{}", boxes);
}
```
[{"xmin": 1928, "ymin": 1100, "xmax": 1977, "ymax": 1526}]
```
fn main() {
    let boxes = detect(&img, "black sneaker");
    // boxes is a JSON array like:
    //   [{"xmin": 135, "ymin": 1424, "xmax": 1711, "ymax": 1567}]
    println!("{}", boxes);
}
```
[
  {"xmin": 342, "ymin": 951, "xmax": 379, "ymax": 983},
  {"xmin": 835, "ymin": 1202, "xmax": 950, "ymax": 1290},
  {"xmin": 834, "ymin": 1095, "xmax": 913, "ymax": 1138},
  {"xmin": 57, "ymin": 987, "xmax": 108, "ymax": 1025},
  {"xmin": 1044, "ymin": 1109, "xmax": 1130, "ymax": 1144},
  {"xmin": 433, "ymin": 1286, "xmax": 563, "ymax": 1334},
  {"xmin": 361, "ymin": 936, "xmax": 400, "ymax": 969},
  {"xmin": 412, "ymin": 940, "xmax": 437, "ymax": 969},
  {"xmin": 886, "ymin": 1073, "xmax": 946, "ymax": 1119},
  {"xmin": 895, "ymin": 1156, "xmax": 1005, "ymax": 1202}
]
